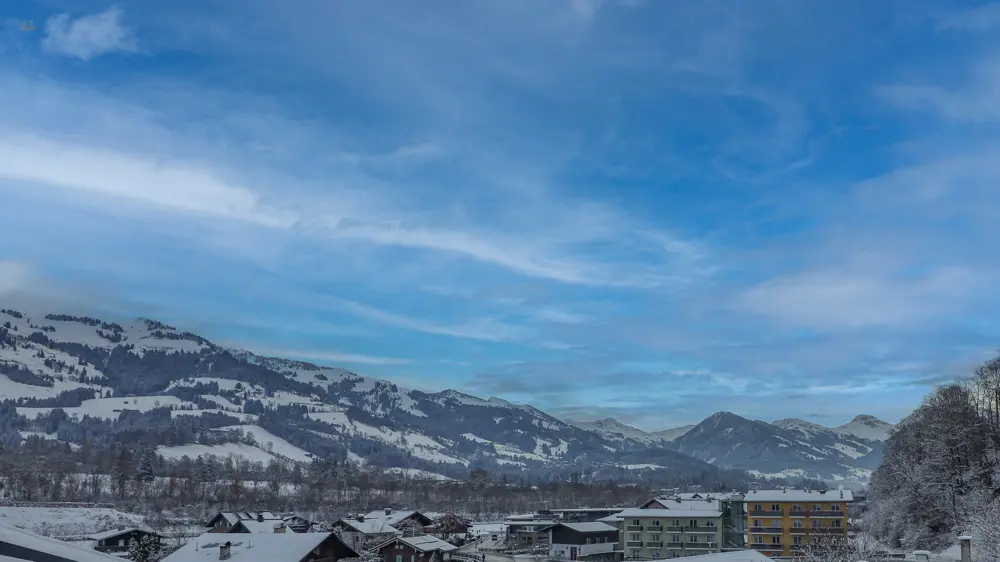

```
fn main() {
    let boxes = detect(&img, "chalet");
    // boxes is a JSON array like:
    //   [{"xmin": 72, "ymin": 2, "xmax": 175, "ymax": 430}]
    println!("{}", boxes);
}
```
[
  {"xmin": 229, "ymin": 519, "xmax": 291, "ymax": 534},
  {"xmin": 206, "ymin": 511, "xmax": 281, "ymax": 533},
  {"xmin": 0, "ymin": 522, "xmax": 119, "ymax": 562},
  {"xmin": 89, "ymin": 527, "xmax": 164, "ymax": 553},
  {"xmin": 364, "ymin": 509, "xmax": 434, "ymax": 531},
  {"xmin": 332, "ymin": 516, "xmax": 401, "ymax": 551},
  {"xmin": 162, "ymin": 532, "xmax": 358, "ymax": 562},
  {"xmin": 375, "ymin": 535, "xmax": 458, "ymax": 562},
  {"xmin": 543, "ymin": 522, "xmax": 619, "ymax": 562}
]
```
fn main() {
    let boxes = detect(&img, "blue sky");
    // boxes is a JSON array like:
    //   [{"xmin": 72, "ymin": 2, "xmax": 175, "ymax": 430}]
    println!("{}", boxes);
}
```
[{"xmin": 2, "ymin": 0, "xmax": 1000, "ymax": 430}]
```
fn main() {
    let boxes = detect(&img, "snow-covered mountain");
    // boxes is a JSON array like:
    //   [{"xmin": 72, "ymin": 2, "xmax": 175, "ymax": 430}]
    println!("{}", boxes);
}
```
[
  {"xmin": 668, "ymin": 411, "xmax": 893, "ymax": 482},
  {"xmin": 0, "ymin": 309, "xmax": 731, "ymax": 483},
  {"xmin": 0, "ymin": 309, "xmax": 893, "ymax": 483}
]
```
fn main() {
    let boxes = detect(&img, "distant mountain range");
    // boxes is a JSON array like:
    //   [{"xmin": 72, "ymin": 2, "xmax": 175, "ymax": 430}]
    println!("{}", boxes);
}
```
[{"xmin": 0, "ymin": 308, "xmax": 893, "ymax": 484}]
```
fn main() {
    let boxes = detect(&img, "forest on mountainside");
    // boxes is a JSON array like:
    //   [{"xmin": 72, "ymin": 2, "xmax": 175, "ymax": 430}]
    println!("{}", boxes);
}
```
[{"xmin": 867, "ymin": 354, "xmax": 1000, "ymax": 560}]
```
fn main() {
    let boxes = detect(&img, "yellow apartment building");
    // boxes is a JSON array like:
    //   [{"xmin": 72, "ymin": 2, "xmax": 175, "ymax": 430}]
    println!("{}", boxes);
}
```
[{"xmin": 744, "ymin": 489, "xmax": 853, "ymax": 558}]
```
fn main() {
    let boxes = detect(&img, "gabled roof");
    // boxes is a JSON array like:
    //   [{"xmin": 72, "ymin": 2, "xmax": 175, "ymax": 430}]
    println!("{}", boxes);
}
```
[
  {"xmin": 363, "ymin": 510, "xmax": 433, "ymax": 526},
  {"xmin": 596, "ymin": 514, "xmax": 623, "ymax": 523},
  {"xmin": 89, "ymin": 527, "xmax": 160, "ymax": 541},
  {"xmin": 0, "ymin": 523, "xmax": 120, "ymax": 562},
  {"xmin": 162, "ymin": 532, "xmax": 358, "ymax": 562},
  {"xmin": 378, "ymin": 535, "xmax": 458, "ymax": 553},
  {"xmin": 544, "ymin": 522, "xmax": 618, "ymax": 533},
  {"xmin": 744, "ymin": 489, "xmax": 854, "ymax": 503},
  {"xmin": 336, "ymin": 518, "xmax": 401, "ymax": 535}
]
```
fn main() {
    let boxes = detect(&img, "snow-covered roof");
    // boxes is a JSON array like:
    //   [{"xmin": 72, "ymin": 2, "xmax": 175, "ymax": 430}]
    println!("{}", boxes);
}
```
[
  {"xmin": 596, "ymin": 514, "xmax": 623, "ymax": 523},
  {"xmin": 618, "ymin": 508, "xmax": 722, "ymax": 518},
  {"xmin": 391, "ymin": 535, "xmax": 459, "ymax": 553},
  {"xmin": 162, "ymin": 532, "xmax": 357, "ymax": 562},
  {"xmin": 363, "ymin": 510, "xmax": 428, "ymax": 526},
  {"xmin": 0, "ymin": 522, "xmax": 120, "ymax": 562},
  {"xmin": 557, "ymin": 522, "xmax": 619, "ymax": 533},
  {"xmin": 744, "ymin": 489, "xmax": 854, "ymax": 503},
  {"xmin": 338, "ymin": 518, "xmax": 401, "ymax": 535},
  {"xmin": 649, "ymin": 549, "xmax": 775, "ymax": 562},
  {"xmin": 89, "ymin": 527, "xmax": 158, "ymax": 541}
]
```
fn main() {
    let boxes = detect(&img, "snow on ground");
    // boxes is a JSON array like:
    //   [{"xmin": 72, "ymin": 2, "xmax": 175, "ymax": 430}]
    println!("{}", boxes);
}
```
[
  {"xmin": 157, "ymin": 442, "xmax": 283, "ymax": 464},
  {"xmin": 170, "ymin": 409, "xmax": 258, "ymax": 423},
  {"xmin": 493, "ymin": 444, "xmax": 547, "ymax": 463},
  {"xmin": 832, "ymin": 442, "xmax": 868, "ymax": 459},
  {"xmin": 305, "ymin": 412, "xmax": 469, "ymax": 465},
  {"xmin": 167, "ymin": 377, "xmax": 259, "ymax": 393},
  {"xmin": 462, "ymin": 433, "xmax": 492, "ymax": 443},
  {"xmin": 18, "ymin": 396, "xmax": 195, "ymax": 421},
  {"xmin": 0, "ymin": 506, "xmax": 145, "ymax": 537},
  {"xmin": 496, "ymin": 459, "xmax": 527, "ymax": 467},
  {"xmin": 213, "ymin": 425, "xmax": 313, "ymax": 462},
  {"xmin": 384, "ymin": 468, "xmax": 456, "ymax": 481},
  {"xmin": 835, "ymin": 415, "xmax": 894, "ymax": 442},
  {"xmin": 622, "ymin": 464, "xmax": 665, "ymax": 470},
  {"xmin": 0, "ymin": 376, "xmax": 102, "ymax": 401},
  {"xmin": 201, "ymin": 394, "xmax": 240, "ymax": 410}
]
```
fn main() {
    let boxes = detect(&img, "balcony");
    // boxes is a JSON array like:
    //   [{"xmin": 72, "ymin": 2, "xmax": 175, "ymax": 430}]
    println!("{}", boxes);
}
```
[
  {"xmin": 665, "ymin": 542, "xmax": 683, "ymax": 548},
  {"xmin": 808, "ymin": 511, "xmax": 845, "ymax": 517},
  {"xmin": 789, "ymin": 510, "xmax": 806, "ymax": 518},
  {"xmin": 749, "ymin": 527, "xmax": 783, "ymax": 534},
  {"xmin": 626, "ymin": 526, "xmax": 644, "ymax": 532},
  {"xmin": 809, "ymin": 527, "xmax": 845, "ymax": 534},
  {"xmin": 789, "ymin": 544, "xmax": 805, "ymax": 551},
  {"xmin": 626, "ymin": 542, "xmax": 643, "ymax": 548},
  {"xmin": 789, "ymin": 528, "xmax": 807, "ymax": 535},
  {"xmin": 684, "ymin": 527, "xmax": 719, "ymax": 533},
  {"xmin": 646, "ymin": 542, "xmax": 663, "ymax": 548},
  {"xmin": 749, "ymin": 510, "xmax": 782, "ymax": 517}
]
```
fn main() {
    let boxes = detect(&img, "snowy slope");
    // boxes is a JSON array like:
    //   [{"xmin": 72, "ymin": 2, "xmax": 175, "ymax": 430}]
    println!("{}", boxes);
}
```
[
  {"xmin": 569, "ymin": 417, "xmax": 668, "ymax": 446},
  {"xmin": 652, "ymin": 424, "xmax": 696, "ymax": 442},
  {"xmin": 835, "ymin": 414, "xmax": 895, "ymax": 441}
]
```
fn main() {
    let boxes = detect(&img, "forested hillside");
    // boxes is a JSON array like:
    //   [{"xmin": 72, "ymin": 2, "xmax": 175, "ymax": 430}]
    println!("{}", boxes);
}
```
[{"xmin": 867, "ymin": 355, "xmax": 1000, "ymax": 559}]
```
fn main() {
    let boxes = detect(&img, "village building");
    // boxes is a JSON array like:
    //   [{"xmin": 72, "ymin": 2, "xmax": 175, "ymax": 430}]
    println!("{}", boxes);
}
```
[
  {"xmin": 162, "ymin": 532, "xmax": 358, "ymax": 562},
  {"xmin": 375, "ymin": 534, "xmax": 458, "ymax": 562}
]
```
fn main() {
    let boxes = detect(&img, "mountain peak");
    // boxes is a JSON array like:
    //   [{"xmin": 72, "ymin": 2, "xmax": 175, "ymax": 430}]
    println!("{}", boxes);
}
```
[{"xmin": 851, "ymin": 414, "xmax": 883, "ymax": 424}]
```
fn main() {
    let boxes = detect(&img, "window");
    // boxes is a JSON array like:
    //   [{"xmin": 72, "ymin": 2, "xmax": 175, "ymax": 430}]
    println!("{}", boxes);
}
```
[
  {"xmin": 671, "ymin": 535, "xmax": 680, "ymax": 543},
  {"xmin": 586, "ymin": 538, "xmax": 592, "ymax": 544},
  {"xmin": 793, "ymin": 521, "xmax": 803, "ymax": 529},
  {"xmin": 753, "ymin": 520, "xmax": 762, "ymax": 528},
  {"xmin": 753, "ymin": 536, "xmax": 763, "ymax": 545},
  {"xmin": 688, "ymin": 519, "xmax": 697, "ymax": 528},
  {"xmin": 670, "ymin": 519, "xmax": 680, "ymax": 527},
  {"xmin": 811, "ymin": 520, "xmax": 821, "ymax": 529},
  {"xmin": 771, "ymin": 536, "xmax": 781, "ymax": 545},
  {"xmin": 650, "ymin": 534, "xmax": 660, "ymax": 542},
  {"xmin": 705, "ymin": 520, "xmax": 716, "ymax": 527},
  {"xmin": 793, "ymin": 536, "xmax": 802, "ymax": 545},
  {"xmin": 652, "ymin": 520, "xmax": 661, "ymax": 527},
  {"xmin": 770, "ymin": 504, "xmax": 781, "ymax": 512},
  {"xmin": 831, "ymin": 504, "xmax": 841, "ymax": 511},
  {"xmin": 811, "ymin": 504, "xmax": 821, "ymax": 511},
  {"xmin": 792, "ymin": 504, "xmax": 803, "ymax": 511},
  {"xmin": 601, "ymin": 537, "xmax": 607, "ymax": 543},
  {"xmin": 630, "ymin": 550, "xmax": 640, "ymax": 559},
  {"xmin": 631, "ymin": 534, "xmax": 640, "ymax": 541},
  {"xmin": 688, "ymin": 535, "xmax": 698, "ymax": 543},
  {"xmin": 753, "ymin": 504, "xmax": 762, "ymax": 511},
  {"xmin": 767, "ymin": 520, "xmax": 777, "ymax": 528},
  {"xmin": 632, "ymin": 519, "xmax": 640, "ymax": 526},
  {"xmin": 832, "ymin": 520, "xmax": 842, "ymax": 528}
]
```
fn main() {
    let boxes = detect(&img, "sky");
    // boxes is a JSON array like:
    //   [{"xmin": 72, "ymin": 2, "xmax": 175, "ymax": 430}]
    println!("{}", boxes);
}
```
[{"xmin": 2, "ymin": 0, "xmax": 1000, "ymax": 431}]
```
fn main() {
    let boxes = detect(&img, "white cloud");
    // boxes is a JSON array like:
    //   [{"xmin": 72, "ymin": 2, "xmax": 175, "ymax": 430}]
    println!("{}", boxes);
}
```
[
  {"xmin": 328, "ymin": 298, "xmax": 529, "ymax": 342},
  {"xmin": 0, "ymin": 261, "xmax": 32, "ymax": 296},
  {"xmin": 738, "ymin": 267, "xmax": 983, "ymax": 329},
  {"xmin": 0, "ymin": 134, "xmax": 291, "ymax": 227},
  {"xmin": 42, "ymin": 7, "xmax": 137, "ymax": 61}
]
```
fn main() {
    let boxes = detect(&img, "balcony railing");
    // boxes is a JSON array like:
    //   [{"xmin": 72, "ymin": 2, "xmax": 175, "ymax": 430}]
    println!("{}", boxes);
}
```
[
  {"xmin": 749, "ymin": 544, "xmax": 782, "ymax": 549},
  {"xmin": 749, "ymin": 527, "xmax": 783, "ymax": 533},
  {"xmin": 749, "ymin": 510, "xmax": 782, "ymax": 517},
  {"xmin": 789, "ymin": 510, "xmax": 806, "ymax": 517},
  {"xmin": 665, "ymin": 542, "xmax": 683, "ymax": 548},
  {"xmin": 626, "ymin": 542, "xmax": 643, "ymax": 548},
  {"xmin": 789, "ymin": 544, "xmax": 805, "ymax": 550},
  {"xmin": 789, "ymin": 528, "xmax": 807, "ymax": 534},
  {"xmin": 809, "ymin": 511, "xmax": 845, "ymax": 517},
  {"xmin": 684, "ymin": 527, "xmax": 718, "ymax": 533},
  {"xmin": 646, "ymin": 542, "xmax": 663, "ymax": 548},
  {"xmin": 685, "ymin": 543, "xmax": 717, "ymax": 549},
  {"xmin": 626, "ymin": 526, "xmax": 644, "ymax": 532}
]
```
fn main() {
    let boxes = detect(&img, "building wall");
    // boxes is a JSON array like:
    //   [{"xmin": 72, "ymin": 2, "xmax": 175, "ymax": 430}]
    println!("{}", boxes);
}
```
[
  {"xmin": 746, "ymin": 500, "xmax": 849, "ymax": 557},
  {"xmin": 622, "ymin": 514, "xmax": 723, "ymax": 560},
  {"xmin": 550, "ymin": 541, "xmax": 618, "ymax": 561},
  {"xmin": 95, "ymin": 530, "xmax": 161, "ymax": 553}
]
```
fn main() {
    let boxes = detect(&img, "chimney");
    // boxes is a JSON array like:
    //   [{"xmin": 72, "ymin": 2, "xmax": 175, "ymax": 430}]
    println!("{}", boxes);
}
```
[
  {"xmin": 219, "ymin": 541, "xmax": 232, "ymax": 561},
  {"xmin": 385, "ymin": 508, "xmax": 392, "ymax": 515},
  {"xmin": 274, "ymin": 523, "xmax": 286, "ymax": 534},
  {"xmin": 959, "ymin": 535, "xmax": 972, "ymax": 562},
  {"xmin": 357, "ymin": 515, "xmax": 366, "ymax": 522}
]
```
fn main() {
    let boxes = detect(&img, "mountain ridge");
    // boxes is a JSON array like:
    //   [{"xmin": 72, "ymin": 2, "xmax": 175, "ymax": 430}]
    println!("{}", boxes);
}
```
[{"xmin": 0, "ymin": 308, "xmax": 892, "ymax": 483}]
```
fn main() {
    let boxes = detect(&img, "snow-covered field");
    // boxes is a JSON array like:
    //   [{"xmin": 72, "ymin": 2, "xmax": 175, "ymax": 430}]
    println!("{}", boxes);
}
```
[
  {"xmin": 18, "ymin": 396, "xmax": 195, "ymax": 421},
  {"xmin": 157, "ymin": 442, "xmax": 285, "ymax": 464},
  {"xmin": 384, "ymin": 468, "xmax": 455, "ymax": 481},
  {"xmin": 0, "ymin": 506, "xmax": 144, "ymax": 537},
  {"xmin": 212, "ymin": 425, "xmax": 314, "ymax": 462}
]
